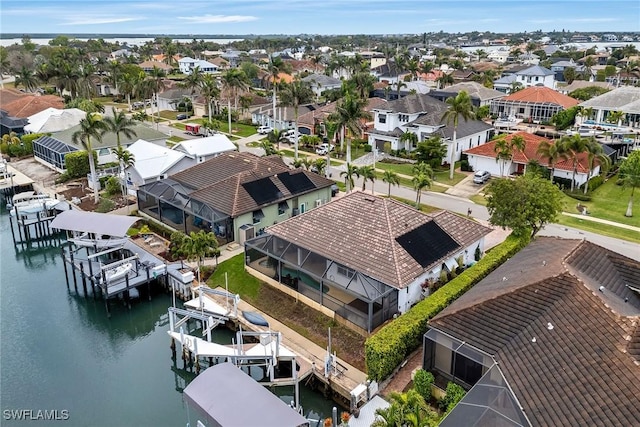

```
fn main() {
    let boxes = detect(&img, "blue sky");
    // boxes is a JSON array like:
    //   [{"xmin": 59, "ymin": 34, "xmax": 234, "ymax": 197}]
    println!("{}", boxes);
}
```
[{"xmin": 1, "ymin": 0, "xmax": 638, "ymax": 35}]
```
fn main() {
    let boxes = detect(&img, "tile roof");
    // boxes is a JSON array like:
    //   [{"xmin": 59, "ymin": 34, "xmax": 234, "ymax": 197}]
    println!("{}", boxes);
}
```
[
  {"xmin": 430, "ymin": 237, "xmax": 640, "ymax": 427},
  {"xmin": 266, "ymin": 192, "xmax": 491, "ymax": 289},
  {"xmin": 502, "ymin": 87, "xmax": 580, "ymax": 109},
  {"xmin": 0, "ymin": 88, "xmax": 29, "ymax": 107},
  {"xmin": 170, "ymin": 152, "xmax": 333, "ymax": 217},
  {"xmin": 2, "ymin": 94, "xmax": 64, "ymax": 118},
  {"xmin": 579, "ymin": 86, "xmax": 640, "ymax": 114},
  {"xmin": 464, "ymin": 131, "xmax": 592, "ymax": 173}
]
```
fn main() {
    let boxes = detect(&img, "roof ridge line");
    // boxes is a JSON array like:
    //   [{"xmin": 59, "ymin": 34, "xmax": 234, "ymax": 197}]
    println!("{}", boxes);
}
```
[{"xmin": 383, "ymin": 197, "xmax": 404, "ymax": 288}]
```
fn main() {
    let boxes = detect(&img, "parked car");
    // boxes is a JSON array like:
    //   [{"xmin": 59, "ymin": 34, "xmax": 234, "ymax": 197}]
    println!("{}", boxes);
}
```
[
  {"xmin": 257, "ymin": 125, "xmax": 273, "ymax": 134},
  {"xmin": 176, "ymin": 113, "xmax": 189, "ymax": 120},
  {"xmin": 473, "ymin": 170, "xmax": 491, "ymax": 184},
  {"xmin": 315, "ymin": 143, "xmax": 335, "ymax": 155}
]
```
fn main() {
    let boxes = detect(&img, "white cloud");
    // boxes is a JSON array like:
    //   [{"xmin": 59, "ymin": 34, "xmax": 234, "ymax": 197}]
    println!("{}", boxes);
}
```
[
  {"xmin": 177, "ymin": 14, "xmax": 258, "ymax": 24},
  {"xmin": 60, "ymin": 17, "xmax": 143, "ymax": 26}
]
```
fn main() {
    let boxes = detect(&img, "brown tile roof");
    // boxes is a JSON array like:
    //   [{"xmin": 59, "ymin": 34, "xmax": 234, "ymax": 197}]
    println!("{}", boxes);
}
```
[
  {"xmin": 138, "ymin": 60, "xmax": 173, "ymax": 71},
  {"xmin": 0, "ymin": 88, "xmax": 28, "ymax": 107},
  {"xmin": 502, "ymin": 86, "xmax": 580, "ymax": 109},
  {"xmin": 430, "ymin": 237, "xmax": 640, "ymax": 427},
  {"xmin": 464, "ymin": 131, "xmax": 592, "ymax": 173},
  {"xmin": 266, "ymin": 192, "xmax": 491, "ymax": 289},
  {"xmin": 2, "ymin": 94, "xmax": 64, "ymax": 118},
  {"xmin": 171, "ymin": 152, "xmax": 333, "ymax": 217}
]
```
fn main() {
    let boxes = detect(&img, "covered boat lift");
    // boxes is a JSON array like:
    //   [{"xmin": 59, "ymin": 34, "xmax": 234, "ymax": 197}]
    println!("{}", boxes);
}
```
[{"xmin": 184, "ymin": 362, "xmax": 309, "ymax": 427}]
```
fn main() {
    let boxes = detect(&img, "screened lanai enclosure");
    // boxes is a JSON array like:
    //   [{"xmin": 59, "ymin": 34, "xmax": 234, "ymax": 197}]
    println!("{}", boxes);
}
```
[
  {"xmin": 137, "ymin": 179, "xmax": 234, "ymax": 243},
  {"xmin": 490, "ymin": 100, "xmax": 564, "ymax": 123},
  {"xmin": 33, "ymin": 136, "xmax": 78, "ymax": 172},
  {"xmin": 245, "ymin": 233, "xmax": 399, "ymax": 333}
]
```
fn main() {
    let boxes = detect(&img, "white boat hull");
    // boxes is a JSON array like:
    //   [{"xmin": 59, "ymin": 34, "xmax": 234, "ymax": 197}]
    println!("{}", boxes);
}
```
[
  {"xmin": 70, "ymin": 236, "xmax": 129, "ymax": 249},
  {"xmin": 104, "ymin": 262, "xmax": 133, "ymax": 283}
]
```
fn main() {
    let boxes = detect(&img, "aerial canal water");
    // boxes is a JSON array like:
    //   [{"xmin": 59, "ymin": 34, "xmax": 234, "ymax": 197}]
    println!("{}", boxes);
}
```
[{"xmin": 0, "ymin": 211, "xmax": 335, "ymax": 426}]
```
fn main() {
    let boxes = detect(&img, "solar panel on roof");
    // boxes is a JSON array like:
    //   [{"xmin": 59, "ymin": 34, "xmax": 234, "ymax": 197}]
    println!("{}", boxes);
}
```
[
  {"xmin": 278, "ymin": 172, "xmax": 315, "ymax": 194},
  {"xmin": 242, "ymin": 177, "xmax": 281, "ymax": 205},
  {"xmin": 395, "ymin": 221, "xmax": 460, "ymax": 268}
]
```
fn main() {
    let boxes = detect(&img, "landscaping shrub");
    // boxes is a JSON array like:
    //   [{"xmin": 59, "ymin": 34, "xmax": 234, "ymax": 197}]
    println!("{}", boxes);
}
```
[
  {"xmin": 365, "ymin": 233, "xmax": 530, "ymax": 382},
  {"xmin": 586, "ymin": 175, "xmax": 604, "ymax": 192},
  {"xmin": 413, "ymin": 369, "xmax": 435, "ymax": 402},
  {"xmin": 95, "ymin": 198, "xmax": 115, "ymax": 213},
  {"xmin": 564, "ymin": 190, "xmax": 592, "ymax": 202},
  {"xmin": 105, "ymin": 176, "xmax": 121, "ymax": 195},
  {"xmin": 440, "ymin": 382, "xmax": 466, "ymax": 413},
  {"xmin": 65, "ymin": 151, "xmax": 95, "ymax": 179}
]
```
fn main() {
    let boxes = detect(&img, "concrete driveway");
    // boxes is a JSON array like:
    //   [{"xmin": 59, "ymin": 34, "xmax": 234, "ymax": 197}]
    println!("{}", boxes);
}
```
[{"xmin": 445, "ymin": 173, "xmax": 486, "ymax": 198}]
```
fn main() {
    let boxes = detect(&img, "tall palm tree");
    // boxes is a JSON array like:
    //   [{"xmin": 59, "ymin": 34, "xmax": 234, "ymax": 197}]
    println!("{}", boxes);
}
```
[
  {"xmin": 536, "ymin": 139, "xmax": 567, "ymax": 183},
  {"xmin": 583, "ymin": 138, "xmax": 610, "ymax": 194},
  {"xmin": 560, "ymin": 134, "xmax": 588, "ymax": 191},
  {"xmin": 148, "ymin": 66, "xmax": 167, "ymax": 127},
  {"xmin": 199, "ymin": 74, "xmax": 220, "ymax": 123},
  {"xmin": 266, "ymin": 129, "xmax": 288, "ymax": 151},
  {"xmin": 340, "ymin": 163, "xmax": 360, "ymax": 192},
  {"xmin": 279, "ymin": 79, "xmax": 314, "ymax": 159},
  {"xmin": 103, "ymin": 107, "xmax": 138, "ymax": 147},
  {"xmin": 382, "ymin": 170, "xmax": 400, "ymax": 197},
  {"xmin": 441, "ymin": 90, "xmax": 474, "ymax": 180},
  {"xmin": 412, "ymin": 168, "xmax": 432, "ymax": 209},
  {"xmin": 328, "ymin": 91, "xmax": 371, "ymax": 164},
  {"xmin": 180, "ymin": 66, "xmax": 204, "ymax": 97},
  {"xmin": 619, "ymin": 150, "xmax": 640, "ymax": 217},
  {"xmin": 221, "ymin": 68, "xmax": 250, "ymax": 133},
  {"xmin": 180, "ymin": 230, "xmax": 220, "ymax": 281},
  {"xmin": 268, "ymin": 55, "xmax": 285, "ymax": 128},
  {"xmin": 358, "ymin": 165, "xmax": 376, "ymax": 193},
  {"xmin": 72, "ymin": 113, "xmax": 107, "ymax": 204},
  {"xmin": 112, "ymin": 145, "xmax": 135, "ymax": 202},
  {"xmin": 119, "ymin": 70, "xmax": 144, "ymax": 111}
]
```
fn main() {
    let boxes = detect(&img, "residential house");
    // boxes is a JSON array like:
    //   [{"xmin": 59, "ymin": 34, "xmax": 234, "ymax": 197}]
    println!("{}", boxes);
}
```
[
  {"xmin": 367, "ymin": 94, "xmax": 493, "ymax": 165},
  {"xmin": 450, "ymin": 69, "xmax": 477, "ymax": 83},
  {"xmin": 486, "ymin": 48, "xmax": 511, "ymax": 63},
  {"xmin": 0, "ymin": 90, "xmax": 64, "ymax": 120},
  {"xmin": 550, "ymin": 58, "xmax": 590, "ymax": 82},
  {"xmin": 578, "ymin": 86, "xmax": 640, "ymax": 130},
  {"xmin": 0, "ymin": 110, "xmax": 28, "ymax": 136},
  {"xmin": 23, "ymin": 108, "xmax": 86, "ymax": 134},
  {"xmin": 427, "ymin": 82, "xmax": 505, "ymax": 107},
  {"xmin": 220, "ymin": 50, "xmax": 244, "ymax": 68},
  {"xmin": 251, "ymin": 104, "xmax": 314, "ymax": 133},
  {"xmin": 178, "ymin": 57, "xmax": 219, "ymax": 75},
  {"xmin": 244, "ymin": 192, "xmax": 492, "ymax": 333},
  {"xmin": 556, "ymin": 80, "xmax": 613, "ymax": 96},
  {"xmin": 424, "ymin": 237, "xmax": 640, "ymax": 427},
  {"xmin": 136, "ymin": 152, "xmax": 334, "ymax": 244},
  {"xmin": 209, "ymin": 56, "xmax": 230, "ymax": 71},
  {"xmin": 493, "ymin": 65, "xmax": 555, "ymax": 93},
  {"xmin": 489, "ymin": 86, "xmax": 579, "ymax": 123},
  {"xmin": 156, "ymin": 87, "xmax": 194, "ymax": 112},
  {"xmin": 517, "ymin": 53, "xmax": 540, "ymax": 65},
  {"xmin": 171, "ymin": 134, "xmax": 237, "ymax": 164},
  {"xmin": 602, "ymin": 33, "xmax": 619, "ymax": 42},
  {"xmin": 124, "ymin": 139, "xmax": 194, "ymax": 191},
  {"xmin": 137, "ymin": 60, "xmax": 174, "ymax": 74},
  {"xmin": 32, "ymin": 123, "xmax": 168, "ymax": 172},
  {"xmin": 301, "ymin": 74, "xmax": 343, "ymax": 99},
  {"xmin": 464, "ymin": 131, "xmax": 602, "ymax": 186}
]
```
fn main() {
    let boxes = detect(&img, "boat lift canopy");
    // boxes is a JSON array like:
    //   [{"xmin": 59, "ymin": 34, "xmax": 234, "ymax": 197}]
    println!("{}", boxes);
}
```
[{"xmin": 51, "ymin": 210, "xmax": 140, "ymax": 237}]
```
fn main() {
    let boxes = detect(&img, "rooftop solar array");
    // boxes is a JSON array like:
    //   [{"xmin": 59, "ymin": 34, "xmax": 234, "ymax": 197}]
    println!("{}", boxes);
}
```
[
  {"xmin": 242, "ymin": 177, "xmax": 282, "ymax": 206},
  {"xmin": 278, "ymin": 172, "xmax": 315, "ymax": 194},
  {"xmin": 395, "ymin": 221, "xmax": 460, "ymax": 268}
]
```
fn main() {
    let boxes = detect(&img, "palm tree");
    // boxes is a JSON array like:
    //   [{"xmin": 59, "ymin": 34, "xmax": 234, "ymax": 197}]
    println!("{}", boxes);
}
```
[
  {"xmin": 180, "ymin": 230, "xmax": 220, "ymax": 281},
  {"xmin": 279, "ymin": 79, "xmax": 314, "ymax": 160},
  {"xmin": 221, "ymin": 68, "xmax": 250, "ymax": 133},
  {"xmin": 148, "ymin": 66, "xmax": 167, "ymax": 127},
  {"xmin": 399, "ymin": 130, "xmax": 418, "ymax": 152},
  {"xmin": 494, "ymin": 137, "xmax": 510, "ymax": 177},
  {"xmin": 119, "ymin": 70, "xmax": 144, "ymax": 111},
  {"xmin": 382, "ymin": 170, "xmax": 400, "ymax": 197},
  {"xmin": 328, "ymin": 91, "xmax": 371, "ymax": 164},
  {"xmin": 112, "ymin": 145, "xmax": 135, "ymax": 203},
  {"xmin": 560, "ymin": 134, "xmax": 589, "ymax": 191},
  {"xmin": 340, "ymin": 163, "xmax": 360, "ymax": 192},
  {"xmin": 358, "ymin": 165, "xmax": 376, "ymax": 193},
  {"xmin": 312, "ymin": 158, "xmax": 327, "ymax": 176},
  {"xmin": 259, "ymin": 140, "xmax": 279, "ymax": 156},
  {"xmin": 508, "ymin": 81, "xmax": 524, "ymax": 94},
  {"xmin": 536, "ymin": 139, "xmax": 567, "ymax": 183},
  {"xmin": 72, "ymin": 113, "xmax": 108, "ymax": 204},
  {"xmin": 14, "ymin": 66, "xmax": 39, "ymax": 92},
  {"xmin": 268, "ymin": 55, "xmax": 285, "ymax": 128},
  {"xmin": 436, "ymin": 73, "xmax": 454, "ymax": 89},
  {"xmin": 619, "ymin": 150, "xmax": 640, "ymax": 217},
  {"xmin": 441, "ymin": 90, "xmax": 474, "ymax": 180},
  {"xmin": 199, "ymin": 74, "xmax": 220, "ymax": 123},
  {"xmin": 583, "ymin": 138, "xmax": 610, "ymax": 194},
  {"xmin": 266, "ymin": 129, "xmax": 288, "ymax": 151},
  {"xmin": 103, "ymin": 107, "xmax": 137, "ymax": 147},
  {"xmin": 412, "ymin": 171, "xmax": 432, "ymax": 209},
  {"xmin": 606, "ymin": 110, "xmax": 625, "ymax": 126}
]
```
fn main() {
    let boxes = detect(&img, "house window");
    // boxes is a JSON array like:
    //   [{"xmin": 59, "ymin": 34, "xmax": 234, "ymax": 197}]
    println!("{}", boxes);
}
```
[
  {"xmin": 399, "ymin": 114, "xmax": 409, "ymax": 122},
  {"xmin": 98, "ymin": 148, "xmax": 110, "ymax": 156},
  {"xmin": 379, "ymin": 114, "xmax": 386, "ymax": 124},
  {"xmin": 299, "ymin": 203, "xmax": 306, "ymax": 214},
  {"xmin": 518, "ymin": 108, "xmax": 525, "ymax": 115},
  {"xmin": 252, "ymin": 209, "xmax": 265, "ymax": 224},
  {"xmin": 337, "ymin": 265, "xmax": 356, "ymax": 279},
  {"xmin": 535, "ymin": 76, "xmax": 539, "ymax": 82},
  {"xmin": 278, "ymin": 201, "xmax": 288, "ymax": 216}
]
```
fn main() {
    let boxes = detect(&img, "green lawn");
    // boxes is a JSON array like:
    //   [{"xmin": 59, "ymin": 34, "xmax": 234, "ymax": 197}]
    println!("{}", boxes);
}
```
[
  {"xmin": 208, "ymin": 253, "xmax": 261, "ymax": 300},
  {"xmin": 281, "ymin": 149, "xmax": 310, "ymax": 158},
  {"xmin": 556, "ymin": 215, "xmax": 640, "ymax": 243},
  {"xmin": 374, "ymin": 161, "xmax": 467, "ymax": 186},
  {"xmin": 561, "ymin": 177, "xmax": 639, "ymax": 229}
]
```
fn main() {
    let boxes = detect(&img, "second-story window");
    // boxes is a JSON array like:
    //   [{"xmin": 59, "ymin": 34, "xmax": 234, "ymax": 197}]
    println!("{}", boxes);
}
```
[{"xmin": 379, "ymin": 114, "xmax": 386, "ymax": 124}]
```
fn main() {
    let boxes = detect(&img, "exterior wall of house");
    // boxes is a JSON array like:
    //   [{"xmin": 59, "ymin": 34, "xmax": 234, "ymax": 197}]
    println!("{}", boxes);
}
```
[
  {"xmin": 516, "ymin": 73, "xmax": 555, "ymax": 89},
  {"xmin": 233, "ymin": 187, "xmax": 333, "ymax": 243}
]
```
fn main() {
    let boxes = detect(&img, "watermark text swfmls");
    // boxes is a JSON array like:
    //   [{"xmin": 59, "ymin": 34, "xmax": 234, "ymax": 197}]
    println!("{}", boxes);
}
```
[{"xmin": 3, "ymin": 409, "xmax": 70, "ymax": 421}]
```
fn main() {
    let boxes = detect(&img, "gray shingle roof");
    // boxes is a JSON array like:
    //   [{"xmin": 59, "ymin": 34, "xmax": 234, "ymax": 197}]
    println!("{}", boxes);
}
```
[
  {"xmin": 266, "ymin": 192, "xmax": 491, "ymax": 289},
  {"xmin": 301, "ymin": 73, "xmax": 342, "ymax": 86},
  {"xmin": 54, "ymin": 123, "xmax": 167, "ymax": 149},
  {"xmin": 517, "ymin": 65, "xmax": 554, "ymax": 77},
  {"xmin": 436, "ymin": 82, "xmax": 506, "ymax": 102},
  {"xmin": 579, "ymin": 86, "xmax": 640, "ymax": 113}
]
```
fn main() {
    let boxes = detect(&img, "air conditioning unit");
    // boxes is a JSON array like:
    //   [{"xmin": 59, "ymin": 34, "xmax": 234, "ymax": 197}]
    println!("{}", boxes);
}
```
[
  {"xmin": 238, "ymin": 224, "xmax": 255, "ymax": 245},
  {"xmin": 292, "ymin": 208, "xmax": 299, "ymax": 216},
  {"xmin": 315, "ymin": 199, "xmax": 322, "ymax": 208}
]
